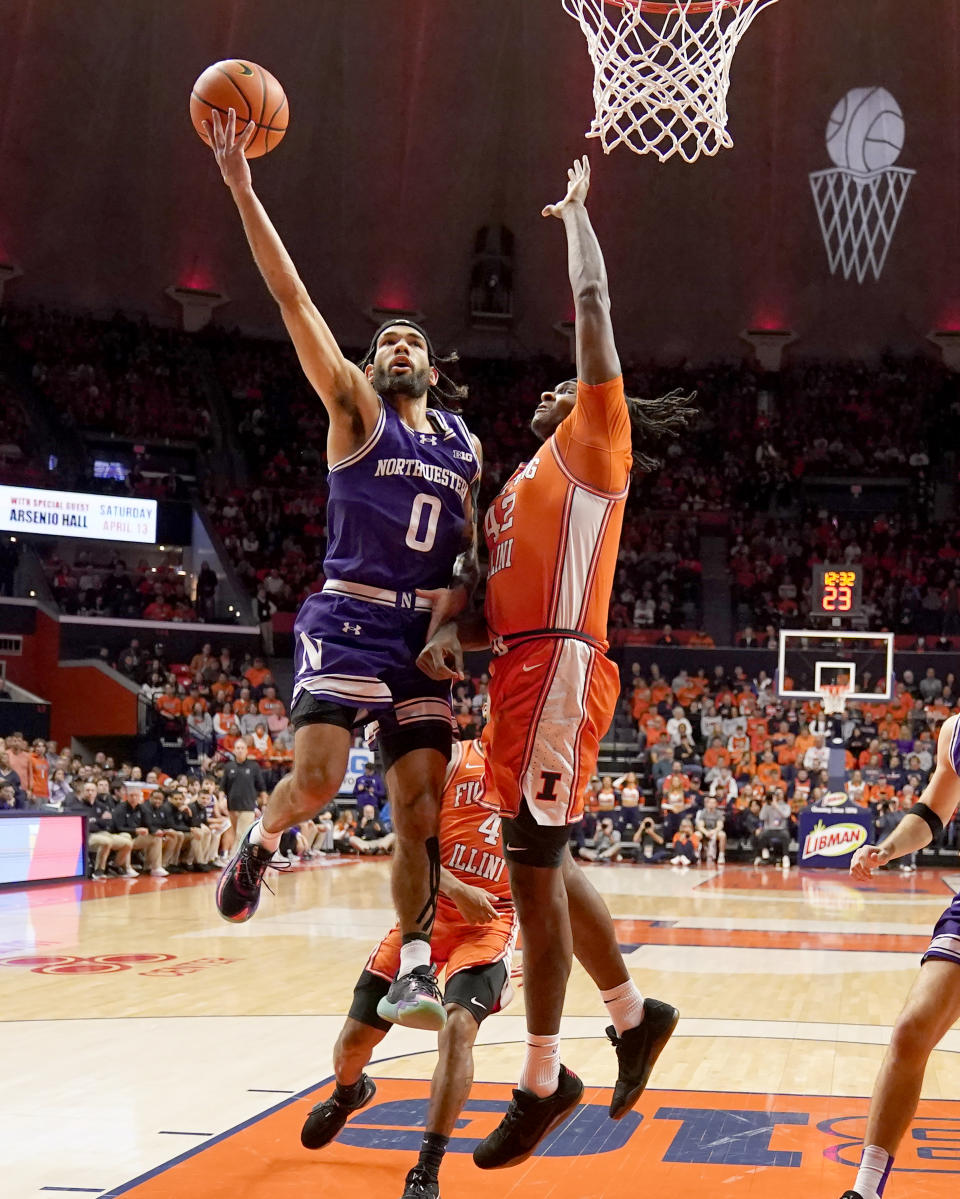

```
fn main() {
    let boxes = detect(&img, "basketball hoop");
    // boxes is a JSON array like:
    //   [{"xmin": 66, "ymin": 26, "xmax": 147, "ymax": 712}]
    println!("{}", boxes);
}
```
[
  {"xmin": 561, "ymin": 0, "xmax": 780, "ymax": 162},
  {"xmin": 820, "ymin": 682, "xmax": 851, "ymax": 717}
]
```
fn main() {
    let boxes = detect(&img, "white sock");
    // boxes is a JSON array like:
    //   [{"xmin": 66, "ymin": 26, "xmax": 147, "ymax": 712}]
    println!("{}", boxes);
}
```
[
  {"xmin": 399, "ymin": 937, "xmax": 432, "ymax": 976},
  {"xmin": 601, "ymin": 979, "xmax": 646, "ymax": 1036},
  {"xmin": 250, "ymin": 819, "xmax": 281, "ymax": 853},
  {"xmin": 518, "ymin": 1032, "xmax": 561, "ymax": 1098},
  {"xmin": 854, "ymin": 1144, "xmax": 894, "ymax": 1199}
]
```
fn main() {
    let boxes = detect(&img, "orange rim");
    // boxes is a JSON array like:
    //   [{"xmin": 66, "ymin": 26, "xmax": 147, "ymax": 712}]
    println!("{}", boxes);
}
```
[{"xmin": 614, "ymin": 0, "xmax": 749, "ymax": 13}]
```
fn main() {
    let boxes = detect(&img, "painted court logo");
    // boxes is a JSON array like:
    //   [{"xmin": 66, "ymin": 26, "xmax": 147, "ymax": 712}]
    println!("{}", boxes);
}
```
[{"xmin": 802, "ymin": 820, "xmax": 868, "ymax": 860}]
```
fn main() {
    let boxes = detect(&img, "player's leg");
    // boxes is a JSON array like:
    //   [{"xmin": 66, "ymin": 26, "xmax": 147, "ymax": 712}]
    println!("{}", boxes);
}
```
[
  {"xmin": 843, "ymin": 959, "xmax": 960, "ymax": 1199},
  {"xmin": 474, "ymin": 816, "xmax": 583, "ymax": 1170},
  {"xmin": 301, "ymin": 968, "xmax": 391, "ymax": 1150},
  {"xmin": 375, "ymin": 709, "xmax": 450, "ymax": 1031},
  {"xmin": 217, "ymin": 712, "xmax": 351, "ymax": 923},
  {"xmin": 562, "ymin": 848, "xmax": 678, "ymax": 1118}
]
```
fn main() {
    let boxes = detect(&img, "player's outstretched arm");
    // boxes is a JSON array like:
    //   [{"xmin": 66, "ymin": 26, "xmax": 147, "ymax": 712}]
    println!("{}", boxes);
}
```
[
  {"xmin": 850, "ymin": 714, "xmax": 960, "ymax": 880},
  {"xmin": 543, "ymin": 156, "xmax": 620, "ymax": 386},
  {"xmin": 205, "ymin": 109, "xmax": 378, "ymax": 454}
]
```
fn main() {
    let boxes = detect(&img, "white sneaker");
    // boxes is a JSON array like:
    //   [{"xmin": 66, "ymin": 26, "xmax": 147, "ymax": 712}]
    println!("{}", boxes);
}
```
[
  {"xmin": 680, "ymin": 859, "xmax": 690, "ymax": 868},
  {"xmin": 781, "ymin": 855, "xmax": 790, "ymax": 869},
  {"xmin": 150, "ymin": 867, "xmax": 169, "ymax": 877},
  {"xmin": 761, "ymin": 849, "xmax": 770, "ymax": 861},
  {"xmin": 91, "ymin": 871, "xmax": 106, "ymax": 881},
  {"xmin": 754, "ymin": 856, "xmax": 762, "ymax": 867},
  {"xmin": 122, "ymin": 867, "xmax": 139, "ymax": 878},
  {"xmin": 671, "ymin": 855, "xmax": 683, "ymax": 866},
  {"xmin": 717, "ymin": 853, "xmax": 725, "ymax": 864},
  {"xmin": 286, "ymin": 851, "xmax": 298, "ymax": 863}
]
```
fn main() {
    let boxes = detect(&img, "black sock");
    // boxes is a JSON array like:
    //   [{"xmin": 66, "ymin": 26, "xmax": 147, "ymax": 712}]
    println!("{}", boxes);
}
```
[
  {"xmin": 334, "ymin": 1076, "xmax": 364, "ymax": 1105},
  {"xmin": 417, "ymin": 1131, "xmax": 449, "ymax": 1181}
]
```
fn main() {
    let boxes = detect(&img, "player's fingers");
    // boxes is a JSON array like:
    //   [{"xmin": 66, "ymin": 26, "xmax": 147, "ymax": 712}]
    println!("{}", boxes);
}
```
[
  {"xmin": 210, "ymin": 108, "xmax": 224, "ymax": 145},
  {"xmin": 226, "ymin": 106, "xmax": 236, "ymax": 144},
  {"xmin": 240, "ymin": 119, "xmax": 256, "ymax": 148}
]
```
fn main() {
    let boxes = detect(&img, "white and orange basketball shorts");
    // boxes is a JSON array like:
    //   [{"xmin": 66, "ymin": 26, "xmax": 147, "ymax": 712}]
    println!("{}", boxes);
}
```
[{"xmin": 483, "ymin": 636, "xmax": 620, "ymax": 827}]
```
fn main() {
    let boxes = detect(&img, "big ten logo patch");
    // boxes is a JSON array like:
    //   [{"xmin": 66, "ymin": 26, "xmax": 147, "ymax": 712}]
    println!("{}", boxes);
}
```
[
  {"xmin": 822, "ymin": 1114, "xmax": 960, "ymax": 1177},
  {"xmin": 0, "ymin": 952, "xmax": 235, "ymax": 976}
]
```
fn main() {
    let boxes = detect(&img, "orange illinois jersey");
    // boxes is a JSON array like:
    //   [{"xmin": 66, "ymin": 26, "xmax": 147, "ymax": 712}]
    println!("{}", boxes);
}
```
[
  {"xmin": 439, "ymin": 738, "xmax": 510, "ymax": 906},
  {"xmin": 483, "ymin": 376, "xmax": 631, "ymax": 646}
]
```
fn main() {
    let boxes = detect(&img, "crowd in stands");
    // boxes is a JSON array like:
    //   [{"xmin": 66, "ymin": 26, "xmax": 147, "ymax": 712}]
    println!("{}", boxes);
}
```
[
  {"xmin": 4, "ymin": 307, "xmax": 213, "ymax": 445},
  {"xmin": 570, "ymin": 658, "xmax": 955, "ymax": 871},
  {"xmin": 40, "ymin": 553, "xmax": 220, "ymax": 622},
  {"xmin": 731, "ymin": 509, "xmax": 960, "ymax": 639}
]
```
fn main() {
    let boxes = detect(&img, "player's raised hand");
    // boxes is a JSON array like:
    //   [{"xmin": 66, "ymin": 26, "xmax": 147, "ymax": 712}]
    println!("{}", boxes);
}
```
[
  {"xmin": 849, "ymin": 843, "xmax": 891, "ymax": 882},
  {"xmin": 416, "ymin": 621, "xmax": 465, "ymax": 682},
  {"xmin": 450, "ymin": 882, "xmax": 498, "ymax": 925},
  {"xmin": 203, "ymin": 107, "xmax": 256, "ymax": 190},
  {"xmin": 542, "ymin": 155, "xmax": 591, "ymax": 219}
]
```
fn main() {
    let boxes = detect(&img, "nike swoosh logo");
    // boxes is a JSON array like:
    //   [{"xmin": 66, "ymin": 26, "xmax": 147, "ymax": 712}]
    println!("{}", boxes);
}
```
[
  {"xmin": 522, "ymin": 662, "xmax": 546, "ymax": 673},
  {"xmin": 470, "ymin": 996, "xmax": 487, "ymax": 1009},
  {"xmin": 236, "ymin": 62, "xmax": 254, "ymax": 75},
  {"xmin": 506, "ymin": 844, "xmax": 527, "ymax": 852}
]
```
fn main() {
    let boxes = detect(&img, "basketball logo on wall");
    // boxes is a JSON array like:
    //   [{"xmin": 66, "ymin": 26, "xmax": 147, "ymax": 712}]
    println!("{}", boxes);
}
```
[{"xmin": 809, "ymin": 88, "xmax": 915, "ymax": 283}]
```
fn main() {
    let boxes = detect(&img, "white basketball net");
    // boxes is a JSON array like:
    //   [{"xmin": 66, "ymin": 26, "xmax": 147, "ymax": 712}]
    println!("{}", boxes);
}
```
[
  {"xmin": 561, "ymin": 0, "xmax": 780, "ymax": 162},
  {"xmin": 809, "ymin": 167, "xmax": 916, "ymax": 284},
  {"xmin": 820, "ymin": 684, "xmax": 851, "ymax": 717}
]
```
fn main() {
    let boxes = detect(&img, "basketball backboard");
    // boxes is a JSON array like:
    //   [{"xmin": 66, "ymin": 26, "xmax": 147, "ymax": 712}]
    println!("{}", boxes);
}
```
[{"xmin": 777, "ymin": 630, "xmax": 895, "ymax": 702}]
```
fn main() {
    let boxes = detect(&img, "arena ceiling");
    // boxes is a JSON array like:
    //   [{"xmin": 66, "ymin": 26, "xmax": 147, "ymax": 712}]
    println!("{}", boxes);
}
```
[{"xmin": 0, "ymin": 0, "xmax": 958, "ymax": 362}]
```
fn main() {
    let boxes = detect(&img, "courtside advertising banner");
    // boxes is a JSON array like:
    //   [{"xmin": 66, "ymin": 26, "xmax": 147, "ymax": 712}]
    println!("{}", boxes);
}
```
[
  {"xmin": 798, "ymin": 806, "xmax": 873, "ymax": 869},
  {"xmin": 0, "ymin": 485, "xmax": 157, "ymax": 544}
]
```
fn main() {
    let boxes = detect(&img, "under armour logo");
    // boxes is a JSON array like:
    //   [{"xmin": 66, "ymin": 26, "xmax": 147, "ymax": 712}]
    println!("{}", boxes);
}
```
[
  {"xmin": 419, "ymin": 434, "xmax": 438, "ymax": 445},
  {"xmin": 342, "ymin": 622, "xmax": 362, "ymax": 635}
]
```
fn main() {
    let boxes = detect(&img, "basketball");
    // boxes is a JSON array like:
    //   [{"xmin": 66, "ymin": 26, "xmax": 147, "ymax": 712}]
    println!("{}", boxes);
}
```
[
  {"xmin": 190, "ymin": 59, "xmax": 289, "ymax": 159},
  {"xmin": 825, "ymin": 86, "xmax": 904, "ymax": 175}
]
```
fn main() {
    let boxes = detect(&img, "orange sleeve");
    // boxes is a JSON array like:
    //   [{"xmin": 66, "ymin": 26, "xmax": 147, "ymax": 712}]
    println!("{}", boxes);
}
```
[{"xmin": 552, "ymin": 376, "xmax": 632, "ymax": 494}]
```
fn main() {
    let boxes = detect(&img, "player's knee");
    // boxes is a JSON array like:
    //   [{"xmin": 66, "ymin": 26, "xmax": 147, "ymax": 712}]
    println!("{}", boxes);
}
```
[
  {"xmin": 390, "ymin": 785, "xmax": 439, "ymax": 835},
  {"xmin": 441, "ymin": 1006, "xmax": 478, "ymax": 1052},
  {"xmin": 890, "ymin": 1005, "xmax": 939, "ymax": 1061},
  {"xmin": 293, "ymin": 762, "xmax": 340, "ymax": 809}
]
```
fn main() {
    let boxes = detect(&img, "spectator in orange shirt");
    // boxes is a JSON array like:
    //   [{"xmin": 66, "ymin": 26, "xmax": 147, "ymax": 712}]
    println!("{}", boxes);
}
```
[
  {"xmin": 660, "ymin": 763, "xmax": 692, "ymax": 800},
  {"xmin": 155, "ymin": 683, "xmax": 183, "ymax": 721},
  {"xmin": 28, "ymin": 740, "xmax": 50, "ymax": 801},
  {"xmin": 189, "ymin": 641, "xmax": 215, "ymax": 677},
  {"xmin": 258, "ymin": 685, "xmax": 286, "ymax": 720},
  {"xmin": 649, "ymin": 679, "xmax": 672, "ymax": 706},
  {"xmin": 249, "ymin": 722, "xmax": 275, "ymax": 763},
  {"xmin": 755, "ymin": 752, "xmax": 783, "ymax": 791},
  {"xmin": 213, "ymin": 702, "xmax": 241, "ymax": 751},
  {"xmin": 727, "ymin": 730, "xmax": 750, "ymax": 757},
  {"xmin": 670, "ymin": 818, "xmax": 700, "ymax": 867},
  {"xmin": 181, "ymin": 686, "xmax": 208, "ymax": 717},
  {"xmin": 243, "ymin": 656, "xmax": 271, "ymax": 692},
  {"xmin": 630, "ymin": 680, "xmax": 651, "ymax": 728},
  {"xmin": 232, "ymin": 686, "xmax": 255, "ymax": 718},
  {"xmin": 702, "ymin": 738, "xmax": 729, "ymax": 771},
  {"xmin": 641, "ymin": 710, "xmax": 667, "ymax": 747},
  {"xmin": 211, "ymin": 672, "xmax": 235, "ymax": 704}
]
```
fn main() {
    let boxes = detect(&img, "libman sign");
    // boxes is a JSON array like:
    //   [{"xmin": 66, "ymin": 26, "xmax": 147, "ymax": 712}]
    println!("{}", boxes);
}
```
[
  {"xmin": 798, "ymin": 810, "xmax": 873, "ymax": 869},
  {"xmin": 0, "ymin": 486, "xmax": 157, "ymax": 544}
]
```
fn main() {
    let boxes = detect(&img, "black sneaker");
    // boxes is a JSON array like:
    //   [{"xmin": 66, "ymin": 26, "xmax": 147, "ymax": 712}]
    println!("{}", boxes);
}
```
[
  {"xmin": 472, "ymin": 1064, "xmax": 583, "ymax": 1169},
  {"xmin": 399, "ymin": 1164, "xmax": 439, "ymax": 1199},
  {"xmin": 838, "ymin": 1193, "xmax": 865, "ymax": 1198},
  {"xmin": 300, "ymin": 1074, "xmax": 377, "ymax": 1149},
  {"xmin": 376, "ymin": 965, "xmax": 446, "ymax": 1031},
  {"xmin": 215, "ymin": 826, "xmax": 276, "ymax": 922},
  {"xmin": 607, "ymin": 997, "xmax": 679, "ymax": 1119}
]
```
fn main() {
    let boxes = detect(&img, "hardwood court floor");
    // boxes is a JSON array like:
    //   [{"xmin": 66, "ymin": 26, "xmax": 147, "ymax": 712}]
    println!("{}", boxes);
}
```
[{"xmin": 4, "ymin": 858, "xmax": 960, "ymax": 1198}]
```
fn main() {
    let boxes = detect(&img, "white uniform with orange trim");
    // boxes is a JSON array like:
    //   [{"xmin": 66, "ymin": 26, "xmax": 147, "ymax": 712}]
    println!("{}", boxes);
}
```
[
  {"xmin": 364, "ymin": 739, "xmax": 517, "ymax": 997},
  {"xmin": 482, "ymin": 376, "xmax": 630, "ymax": 827}
]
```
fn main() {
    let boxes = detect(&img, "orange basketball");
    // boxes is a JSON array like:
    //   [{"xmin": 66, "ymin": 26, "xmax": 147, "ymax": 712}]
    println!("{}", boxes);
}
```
[{"xmin": 190, "ymin": 59, "xmax": 289, "ymax": 159}]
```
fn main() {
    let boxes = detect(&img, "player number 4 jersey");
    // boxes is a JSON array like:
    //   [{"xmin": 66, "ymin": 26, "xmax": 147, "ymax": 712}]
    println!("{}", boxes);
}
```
[
  {"xmin": 483, "ymin": 376, "xmax": 632, "ymax": 646},
  {"xmin": 440, "ymin": 739, "xmax": 511, "ymax": 906}
]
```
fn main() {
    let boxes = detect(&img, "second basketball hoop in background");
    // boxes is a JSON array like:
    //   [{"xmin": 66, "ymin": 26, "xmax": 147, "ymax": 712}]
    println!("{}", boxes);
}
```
[{"xmin": 561, "ymin": 0, "xmax": 780, "ymax": 161}]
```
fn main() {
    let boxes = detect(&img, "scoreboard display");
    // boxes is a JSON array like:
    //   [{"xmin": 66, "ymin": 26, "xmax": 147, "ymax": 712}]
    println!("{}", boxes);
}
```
[{"xmin": 812, "ymin": 564, "xmax": 863, "ymax": 616}]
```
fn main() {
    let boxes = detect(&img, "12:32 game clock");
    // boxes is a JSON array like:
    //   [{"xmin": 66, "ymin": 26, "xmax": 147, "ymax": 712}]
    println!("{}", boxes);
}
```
[{"xmin": 812, "ymin": 564, "xmax": 863, "ymax": 615}]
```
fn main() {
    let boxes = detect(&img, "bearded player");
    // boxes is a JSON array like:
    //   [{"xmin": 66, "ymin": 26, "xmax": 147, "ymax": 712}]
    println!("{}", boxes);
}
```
[
  {"xmin": 419, "ymin": 157, "xmax": 694, "ymax": 1166},
  {"xmin": 837, "ymin": 712, "xmax": 960, "ymax": 1199},
  {"xmin": 300, "ymin": 736, "xmax": 515, "ymax": 1199},
  {"xmin": 205, "ymin": 109, "xmax": 480, "ymax": 1031}
]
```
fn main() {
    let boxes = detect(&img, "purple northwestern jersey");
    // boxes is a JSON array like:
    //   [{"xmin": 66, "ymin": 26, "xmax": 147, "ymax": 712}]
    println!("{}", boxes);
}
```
[{"xmin": 324, "ymin": 400, "xmax": 479, "ymax": 592}]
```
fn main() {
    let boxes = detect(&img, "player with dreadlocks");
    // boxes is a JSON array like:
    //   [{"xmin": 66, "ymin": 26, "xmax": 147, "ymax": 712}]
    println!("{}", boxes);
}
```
[
  {"xmin": 418, "ymin": 157, "xmax": 693, "ymax": 1166},
  {"xmin": 206, "ymin": 108, "xmax": 480, "ymax": 1032}
]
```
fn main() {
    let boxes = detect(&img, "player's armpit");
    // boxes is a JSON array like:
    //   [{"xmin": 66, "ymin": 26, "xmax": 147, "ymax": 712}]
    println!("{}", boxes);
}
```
[{"xmin": 553, "ymin": 375, "xmax": 632, "ymax": 493}]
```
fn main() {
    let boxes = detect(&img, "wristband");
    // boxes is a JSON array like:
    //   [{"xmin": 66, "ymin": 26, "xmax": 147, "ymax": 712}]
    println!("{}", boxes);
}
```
[{"xmin": 909, "ymin": 801, "xmax": 943, "ymax": 840}]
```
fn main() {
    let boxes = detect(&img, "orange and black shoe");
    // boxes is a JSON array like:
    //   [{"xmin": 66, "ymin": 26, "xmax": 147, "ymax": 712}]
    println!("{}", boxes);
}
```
[
  {"xmin": 215, "ymin": 826, "xmax": 276, "ymax": 923},
  {"xmin": 472, "ymin": 1065, "xmax": 583, "ymax": 1170},
  {"xmin": 607, "ymin": 997, "xmax": 679, "ymax": 1120},
  {"xmin": 300, "ymin": 1075, "xmax": 377, "ymax": 1149}
]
